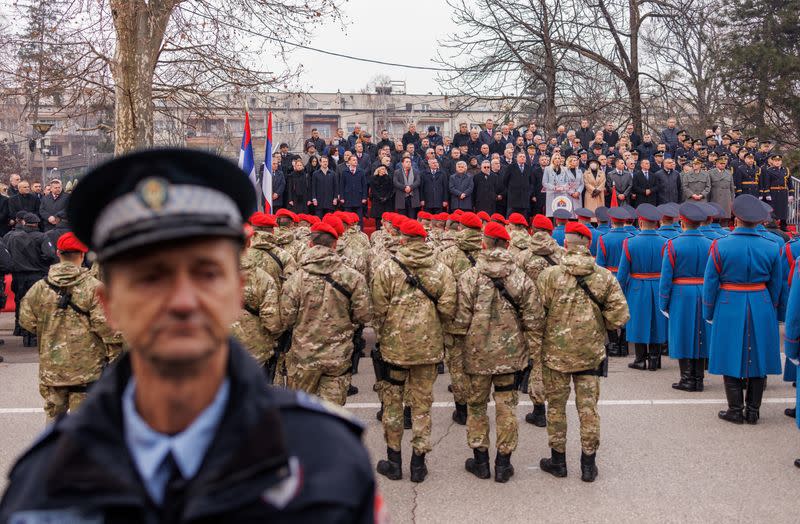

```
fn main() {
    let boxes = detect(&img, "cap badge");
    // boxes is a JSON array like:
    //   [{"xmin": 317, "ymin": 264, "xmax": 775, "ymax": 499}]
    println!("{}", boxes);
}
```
[{"xmin": 137, "ymin": 177, "xmax": 169, "ymax": 211}]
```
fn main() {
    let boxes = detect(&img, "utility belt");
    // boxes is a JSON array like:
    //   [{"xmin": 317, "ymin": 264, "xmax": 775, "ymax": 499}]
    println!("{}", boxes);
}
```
[
  {"xmin": 370, "ymin": 347, "xmax": 441, "ymax": 386},
  {"xmin": 52, "ymin": 382, "xmax": 94, "ymax": 394},
  {"xmin": 573, "ymin": 359, "xmax": 609, "ymax": 377}
]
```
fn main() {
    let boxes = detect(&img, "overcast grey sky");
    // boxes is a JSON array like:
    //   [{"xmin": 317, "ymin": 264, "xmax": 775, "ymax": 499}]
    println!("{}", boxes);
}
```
[{"xmin": 286, "ymin": 0, "xmax": 457, "ymax": 94}]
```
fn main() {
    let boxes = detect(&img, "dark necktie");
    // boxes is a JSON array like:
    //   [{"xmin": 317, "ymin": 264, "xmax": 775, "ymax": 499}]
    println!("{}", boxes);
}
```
[{"xmin": 160, "ymin": 453, "xmax": 188, "ymax": 523}]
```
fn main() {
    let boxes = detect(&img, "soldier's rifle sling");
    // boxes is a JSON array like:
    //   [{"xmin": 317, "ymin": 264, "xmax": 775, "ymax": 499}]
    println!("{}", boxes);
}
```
[
  {"xmin": 573, "ymin": 273, "xmax": 611, "ymax": 378},
  {"xmin": 488, "ymin": 277, "xmax": 522, "ymax": 317},
  {"xmin": 265, "ymin": 249, "xmax": 285, "ymax": 271},
  {"xmin": 320, "ymin": 273, "xmax": 352, "ymax": 300},
  {"xmin": 243, "ymin": 303, "xmax": 260, "ymax": 317},
  {"xmin": 44, "ymin": 279, "xmax": 90, "ymax": 317},
  {"xmin": 465, "ymin": 252, "xmax": 477, "ymax": 266},
  {"xmin": 542, "ymin": 255, "xmax": 557, "ymax": 266},
  {"xmin": 391, "ymin": 256, "xmax": 438, "ymax": 305}
]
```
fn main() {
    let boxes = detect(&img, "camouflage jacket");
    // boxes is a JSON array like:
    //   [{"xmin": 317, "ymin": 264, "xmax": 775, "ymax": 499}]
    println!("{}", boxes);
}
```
[
  {"xmin": 438, "ymin": 228, "xmax": 482, "ymax": 279},
  {"xmin": 337, "ymin": 230, "xmax": 370, "ymax": 276},
  {"xmin": 453, "ymin": 249, "xmax": 545, "ymax": 375},
  {"xmin": 248, "ymin": 231, "xmax": 296, "ymax": 289},
  {"xmin": 439, "ymin": 228, "xmax": 457, "ymax": 252},
  {"xmin": 274, "ymin": 227, "xmax": 305, "ymax": 263},
  {"xmin": 515, "ymin": 231, "xmax": 564, "ymax": 283},
  {"xmin": 371, "ymin": 240, "xmax": 457, "ymax": 365},
  {"xmin": 231, "ymin": 256, "xmax": 283, "ymax": 365},
  {"xmin": 507, "ymin": 228, "xmax": 531, "ymax": 257},
  {"xmin": 281, "ymin": 245, "xmax": 372, "ymax": 370},
  {"xmin": 371, "ymin": 228, "xmax": 389, "ymax": 249},
  {"xmin": 369, "ymin": 234, "xmax": 400, "ymax": 284},
  {"xmin": 537, "ymin": 244, "xmax": 629, "ymax": 373},
  {"xmin": 19, "ymin": 262, "xmax": 123, "ymax": 386}
]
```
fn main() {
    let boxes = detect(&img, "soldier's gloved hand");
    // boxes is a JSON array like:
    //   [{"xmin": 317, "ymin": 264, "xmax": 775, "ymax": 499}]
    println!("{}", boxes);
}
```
[
  {"xmin": 661, "ymin": 309, "xmax": 669, "ymax": 319},
  {"xmin": 789, "ymin": 357, "xmax": 800, "ymax": 366}
]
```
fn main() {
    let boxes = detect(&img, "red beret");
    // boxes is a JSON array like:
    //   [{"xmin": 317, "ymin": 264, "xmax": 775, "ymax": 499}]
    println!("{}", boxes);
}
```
[
  {"xmin": 251, "ymin": 213, "xmax": 278, "ymax": 228},
  {"xmin": 400, "ymin": 219, "xmax": 428, "ymax": 238},
  {"xmin": 477, "ymin": 211, "xmax": 491, "ymax": 222},
  {"xmin": 56, "ymin": 232, "xmax": 88, "ymax": 253},
  {"xmin": 417, "ymin": 211, "xmax": 432, "ymax": 220},
  {"xmin": 248, "ymin": 212, "xmax": 262, "ymax": 224},
  {"xmin": 306, "ymin": 215, "xmax": 321, "ymax": 225},
  {"xmin": 483, "ymin": 221, "xmax": 510, "ymax": 241},
  {"xmin": 508, "ymin": 213, "xmax": 528, "ymax": 227},
  {"xmin": 452, "ymin": 209, "xmax": 465, "ymax": 218},
  {"xmin": 490, "ymin": 213, "xmax": 507, "ymax": 224},
  {"xmin": 391, "ymin": 214, "xmax": 408, "ymax": 227},
  {"xmin": 460, "ymin": 212, "xmax": 483, "ymax": 230},
  {"xmin": 322, "ymin": 214, "xmax": 345, "ymax": 236},
  {"xmin": 382, "ymin": 212, "xmax": 394, "ymax": 222},
  {"xmin": 531, "ymin": 214, "xmax": 553, "ymax": 232},
  {"xmin": 340, "ymin": 212, "xmax": 359, "ymax": 225},
  {"xmin": 565, "ymin": 221, "xmax": 593, "ymax": 241},
  {"xmin": 433, "ymin": 212, "xmax": 449, "ymax": 222},
  {"xmin": 297, "ymin": 214, "xmax": 313, "ymax": 224},
  {"xmin": 243, "ymin": 223, "xmax": 255, "ymax": 240},
  {"xmin": 276, "ymin": 208, "xmax": 299, "ymax": 223},
  {"xmin": 311, "ymin": 221, "xmax": 339, "ymax": 239}
]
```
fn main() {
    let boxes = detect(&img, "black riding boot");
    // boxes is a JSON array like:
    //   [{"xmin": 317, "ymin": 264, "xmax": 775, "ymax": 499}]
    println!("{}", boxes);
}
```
[
  {"xmin": 618, "ymin": 329, "xmax": 629, "ymax": 356},
  {"xmin": 403, "ymin": 405, "xmax": 412, "ymax": 429},
  {"xmin": 376, "ymin": 403, "xmax": 383, "ymax": 421},
  {"xmin": 647, "ymin": 345, "xmax": 660, "ymax": 372},
  {"xmin": 672, "ymin": 359, "xmax": 694, "ymax": 391},
  {"xmin": 692, "ymin": 359, "xmax": 705, "ymax": 392},
  {"xmin": 628, "ymin": 343, "xmax": 647, "ymax": 370},
  {"xmin": 452, "ymin": 403, "xmax": 467, "ymax": 425},
  {"xmin": 465, "ymin": 448, "xmax": 491, "ymax": 479},
  {"xmin": 744, "ymin": 377, "xmax": 765, "ymax": 425},
  {"xmin": 718, "ymin": 376, "xmax": 744, "ymax": 424},
  {"xmin": 410, "ymin": 451, "xmax": 427, "ymax": 483},
  {"xmin": 580, "ymin": 452, "xmax": 598, "ymax": 482},
  {"xmin": 524, "ymin": 403, "xmax": 547, "ymax": 427},
  {"xmin": 494, "ymin": 452, "xmax": 514, "ymax": 483},
  {"xmin": 540, "ymin": 448, "xmax": 567, "ymax": 478},
  {"xmin": 376, "ymin": 447, "xmax": 402, "ymax": 480},
  {"xmin": 606, "ymin": 330, "xmax": 620, "ymax": 357}
]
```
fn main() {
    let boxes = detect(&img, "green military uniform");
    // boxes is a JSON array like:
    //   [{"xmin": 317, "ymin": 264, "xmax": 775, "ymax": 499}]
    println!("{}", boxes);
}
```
[
  {"xmin": 281, "ymin": 244, "xmax": 372, "ymax": 405},
  {"xmin": 452, "ymin": 248, "xmax": 544, "ymax": 459},
  {"xmin": 437, "ymin": 227, "xmax": 482, "ymax": 409},
  {"xmin": 537, "ymin": 243, "xmax": 628, "ymax": 462},
  {"xmin": 19, "ymin": 262, "xmax": 123, "ymax": 420},
  {"xmin": 231, "ymin": 254, "xmax": 283, "ymax": 366},
  {"xmin": 507, "ymin": 227, "xmax": 530, "ymax": 257},
  {"xmin": 681, "ymin": 169, "xmax": 711, "ymax": 202},
  {"xmin": 371, "ymin": 238, "xmax": 456, "ymax": 458}
]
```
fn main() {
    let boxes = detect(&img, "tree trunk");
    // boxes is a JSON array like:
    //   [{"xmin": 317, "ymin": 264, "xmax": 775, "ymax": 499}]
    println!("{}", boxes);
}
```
[
  {"xmin": 110, "ymin": 0, "xmax": 174, "ymax": 155},
  {"xmin": 628, "ymin": 0, "xmax": 642, "ymax": 135},
  {"xmin": 539, "ymin": 0, "xmax": 558, "ymax": 134}
]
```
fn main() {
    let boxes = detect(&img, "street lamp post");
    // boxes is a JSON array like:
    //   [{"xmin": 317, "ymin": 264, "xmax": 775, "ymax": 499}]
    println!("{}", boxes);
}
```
[{"xmin": 32, "ymin": 121, "xmax": 53, "ymax": 186}]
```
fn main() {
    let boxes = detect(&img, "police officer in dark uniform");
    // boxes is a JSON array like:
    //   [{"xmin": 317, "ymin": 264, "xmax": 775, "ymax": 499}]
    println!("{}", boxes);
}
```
[
  {"xmin": 0, "ymin": 149, "xmax": 380, "ymax": 523},
  {"xmin": 5, "ymin": 213, "xmax": 48, "ymax": 346}
]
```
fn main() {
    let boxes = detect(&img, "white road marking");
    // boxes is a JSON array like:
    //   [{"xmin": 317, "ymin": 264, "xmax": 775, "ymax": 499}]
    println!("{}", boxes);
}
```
[{"xmin": 0, "ymin": 397, "xmax": 793, "ymax": 414}]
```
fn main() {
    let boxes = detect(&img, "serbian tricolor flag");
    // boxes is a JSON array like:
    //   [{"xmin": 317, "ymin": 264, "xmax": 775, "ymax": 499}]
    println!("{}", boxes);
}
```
[
  {"xmin": 238, "ymin": 111, "xmax": 258, "ymax": 202},
  {"xmin": 262, "ymin": 112, "xmax": 274, "ymax": 213},
  {"xmin": 610, "ymin": 185, "xmax": 619, "ymax": 207}
]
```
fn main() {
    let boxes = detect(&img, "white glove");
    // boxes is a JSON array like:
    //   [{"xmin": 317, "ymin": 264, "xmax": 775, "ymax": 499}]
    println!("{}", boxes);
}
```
[
  {"xmin": 660, "ymin": 310, "xmax": 669, "ymax": 319},
  {"xmin": 789, "ymin": 358, "xmax": 800, "ymax": 366},
  {"xmin": 705, "ymin": 319, "xmax": 713, "ymax": 325}
]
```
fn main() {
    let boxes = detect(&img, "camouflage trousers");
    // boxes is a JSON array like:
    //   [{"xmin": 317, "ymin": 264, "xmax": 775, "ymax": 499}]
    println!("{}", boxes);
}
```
[
  {"xmin": 39, "ymin": 384, "xmax": 87, "ymax": 420},
  {"xmin": 467, "ymin": 373, "xmax": 518, "ymax": 454},
  {"xmin": 527, "ymin": 357, "xmax": 546, "ymax": 404},
  {"xmin": 445, "ymin": 334, "xmax": 469, "ymax": 404},
  {"xmin": 382, "ymin": 364, "xmax": 437, "ymax": 454},
  {"xmin": 543, "ymin": 367, "xmax": 600, "ymax": 454},
  {"xmin": 285, "ymin": 354, "xmax": 351, "ymax": 406}
]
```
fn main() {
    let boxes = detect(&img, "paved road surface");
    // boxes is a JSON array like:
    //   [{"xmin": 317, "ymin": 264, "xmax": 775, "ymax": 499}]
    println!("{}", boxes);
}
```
[{"xmin": 0, "ymin": 315, "xmax": 797, "ymax": 523}]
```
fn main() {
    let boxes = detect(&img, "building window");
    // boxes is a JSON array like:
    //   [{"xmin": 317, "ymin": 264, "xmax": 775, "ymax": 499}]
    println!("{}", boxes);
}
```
[
  {"xmin": 421, "ymin": 104, "xmax": 431, "ymax": 111},
  {"xmin": 405, "ymin": 103, "xmax": 412, "ymax": 111}
]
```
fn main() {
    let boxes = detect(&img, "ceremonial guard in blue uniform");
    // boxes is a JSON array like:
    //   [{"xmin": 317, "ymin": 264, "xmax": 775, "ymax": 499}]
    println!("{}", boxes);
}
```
[
  {"xmin": 574, "ymin": 208, "xmax": 598, "ymax": 255},
  {"xmin": 594, "ymin": 206, "xmax": 611, "ymax": 237},
  {"xmin": 785, "ymin": 236, "xmax": 800, "ymax": 407},
  {"xmin": 698, "ymin": 203, "xmax": 722, "ymax": 240},
  {"xmin": 659, "ymin": 203, "xmax": 713, "ymax": 391},
  {"xmin": 552, "ymin": 208, "xmax": 572, "ymax": 246},
  {"xmin": 596, "ymin": 207, "xmax": 633, "ymax": 356},
  {"xmin": 703, "ymin": 195, "xmax": 783, "ymax": 425},
  {"xmin": 707, "ymin": 202, "xmax": 730, "ymax": 236},
  {"xmin": 656, "ymin": 204, "xmax": 680, "ymax": 240},
  {"xmin": 784, "ymin": 262, "xmax": 800, "ymax": 467},
  {"xmin": 617, "ymin": 204, "xmax": 669, "ymax": 371},
  {"xmin": 622, "ymin": 205, "xmax": 638, "ymax": 235}
]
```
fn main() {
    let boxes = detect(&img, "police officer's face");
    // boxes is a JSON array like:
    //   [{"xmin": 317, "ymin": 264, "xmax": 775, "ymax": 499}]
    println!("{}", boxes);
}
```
[{"xmin": 99, "ymin": 238, "xmax": 243, "ymax": 375}]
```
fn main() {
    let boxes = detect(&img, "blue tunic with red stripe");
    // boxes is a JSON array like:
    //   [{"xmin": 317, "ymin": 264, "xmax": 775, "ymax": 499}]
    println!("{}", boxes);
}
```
[
  {"xmin": 784, "ymin": 263, "xmax": 800, "ymax": 428},
  {"xmin": 659, "ymin": 231, "xmax": 713, "ymax": 359},
  {"xmin": 616, "ymin": 230, "xmax": 669, "ymax": 344},
  {"xmin": 783, "ymin": 237, "xmax": 799, "ymax": 381},
  {"xmin": 657, "ymin": 225, "xmax": 680, "ymax": 240},
  {"xmin": 702, "ymin": 228, "xmax": 783, "ymax": 378},
  {"xmin": 698, "ymin": 225, "xmax": 721, "ymax": 240},
  {"xmin": 595, "ymin": 227, "xmax": 632, "ymax": 274}
]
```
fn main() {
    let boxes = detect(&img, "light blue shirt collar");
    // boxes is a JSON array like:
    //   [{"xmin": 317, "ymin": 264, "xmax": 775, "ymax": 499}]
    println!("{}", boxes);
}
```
[{"xmin": 123, "ymin": 377, "xmax": 230, "ymax": 504}]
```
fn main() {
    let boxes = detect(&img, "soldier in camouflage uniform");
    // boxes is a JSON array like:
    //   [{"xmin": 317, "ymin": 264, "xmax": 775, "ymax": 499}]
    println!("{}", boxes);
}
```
[
  {"xmin": 428, "ymin": 212, "xmax": 446, "ymax": 249},
  {"xmin": 506, "ymin": 213, "xmax": 531, "ymax": 257},
  {"xmin": 231, "ymin": 225, "xmax": 283, "ymax": 373},
  {"xmin": 437, "ymin": 212, "xmax": 483, "ymax": 424},
  {"xmin": 537, "ymin": 222, "xmax": 629, "ymax": 482},
  {"xmin": 515, "ymin": 214, "xmax": 563, "ymax": 427},
  {"xmin": 335, "ymin": 212, "xmax": 370, "ymax": 277},
  {"xmin": 452, "ymin": 222, "xmax": 545, "ymax": 483},
  {"xmin": 370, "ymin": 212, "xmax": 394, "ymax": 250},
  {"xmin": 19, "ymin": 233, "xmax": 123, "ymax": 422},
  {"xmin": 281, "ymin": 222, "xmax": 372, "ymax": 405},
  {"xmin": 275, "ymin": 209, "xmax": 305, "ymax": 262},
  {"xmin": 372, "ymin": 219, "xmax": 457, "ymax": 483}
]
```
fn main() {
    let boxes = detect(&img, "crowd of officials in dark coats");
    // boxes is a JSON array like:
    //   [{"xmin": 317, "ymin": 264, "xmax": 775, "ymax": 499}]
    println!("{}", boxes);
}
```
[{"xmin": 264, "ymin": 118, "xmax": 795, "ymax": 230}]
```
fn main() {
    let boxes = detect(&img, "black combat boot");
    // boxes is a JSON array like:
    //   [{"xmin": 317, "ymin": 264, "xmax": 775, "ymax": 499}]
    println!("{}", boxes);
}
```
[
  {"xmin": 437, "ymin": 362, "xmax": 445, "ymax": 374},
  {"xmin": 376, "ymin": 403, "xmax": 383, "ymax": 422},
  {"xmin": 718, "ymin": 376, "xmax": 744, "ymax": 424},
  {"xmin": 452, "ymin": 403, "xmax": 467, "ymax": 425},
  {"xmin": 744, "ymin": 377, "xmax": 765, "ymax": 425},
  {"xmin": 494, "ymin": 452, "xmax": 514, "ymax": 483},
  {"xmin": 447, "ymin": 384, "xmax": 453, "ymax": 393},
  {"xmin": 524, "ymin": 404, "xmax": 547, "ymax": 427},
  {"xmin": 376, "ymin": 448, "xmax": 402, "ymax": 480},
  {"xmin": 672, "ymin": 359, "xmax": 695, "ymax": 391},
  {"xmin": 27, "ymin": 334, "xmax": 37, "ymax": 348},
  {"xmin": 539, "ymin": 448, "xmax": 567, "ymax": 478},
  {"xmin": 647, "ymin": 345, "xmax": 660, "ymax": 371},
  {"xmin": 465, "ymin": 448, "xmax": 490, "ymax": 479},
  {"xmin": 795, "ymin": 459, "xmax": 800, "ymax": 469},
  {"xmin": 410, "ymin": 451, "xmax": 428, "ymax": 483},
  {"xmin": 618, "ymin": 329, "xmax": 629, "ymax": 356},
  {"xmin": 785, "ymin": 407, "xmax": 796, "ymax": 418},
  {"xmin": 580, "ymin": 452, "xmax": 598, "ymax": 482},
  {"xmin": 692, "ymin": 359, "xmax": 705, "ymax": 392},
  {"xmin": 12, "ymin": 324, "xmax": 20, "ymax": 337},
  {"xmin": 628, "ymin": 344, "xmax": 647, "ymax": 370},
  {"xmin": 606, "ymin": 330, "xmax": 620, "ymax": 357},
  {"xmin": 347, "ymin": 384, "xmax": 359, "ymax": 396},
  {"xmin": 403, "ymin": 406, "xmax": 412, "ymax": 430}
]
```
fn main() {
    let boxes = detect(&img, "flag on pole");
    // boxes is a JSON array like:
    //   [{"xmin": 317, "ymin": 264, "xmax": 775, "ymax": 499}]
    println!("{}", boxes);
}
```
[
  {"xmin": 263, "ymin": 112, "xmax": 274, "ymax": 213},
  {"xmin": 610, "ymin": 185, "xmax": 619, "ymax": 207},
  {"xmin": 238, "ymin": 111, "xmax": 258, "ymax": 204}
]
